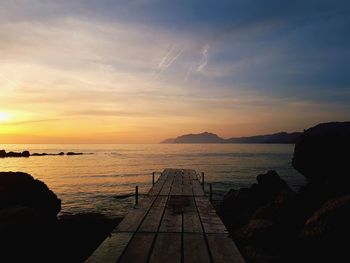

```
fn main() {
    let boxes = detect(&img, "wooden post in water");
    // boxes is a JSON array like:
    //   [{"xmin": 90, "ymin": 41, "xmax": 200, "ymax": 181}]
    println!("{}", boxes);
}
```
[
  {"xmin": 152, "ymin": 172, "xmax": 155, "ymax": 185},
  {"xmin": 201, "ymin": 172, "xmax": 205, "ymax": 190},
  {"xmin": 135, "ymin": 186, "xmax": 139, "ymax": 205},
  {"xmin": 209, "ymin": 183, "xmax": 213, "ymax": 202}
]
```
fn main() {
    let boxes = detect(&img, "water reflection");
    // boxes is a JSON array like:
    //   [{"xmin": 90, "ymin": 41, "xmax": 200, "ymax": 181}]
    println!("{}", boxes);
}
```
[{"xmin": 0, "ymin": 144, "xmax": 305, "ymax": 217}]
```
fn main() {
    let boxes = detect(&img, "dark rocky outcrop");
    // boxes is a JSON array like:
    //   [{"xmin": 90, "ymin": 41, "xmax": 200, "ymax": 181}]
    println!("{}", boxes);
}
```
[
  {"xmin": 0, "ymin": 172, "xmax": 121, "ymax": 261},
  {"xmin": 293, "ymin": 122, "xmax": 350, "ymax": 183},
  {"xmin": 0, "ymin": 172, "xmax": 61, "ymax": 220},
  {"xmin": 219, "ymin": 122, "xmax": 350, "ymax": 262},
  {"xmin": 54, "ymin": 213, "xmax": 122, "ymax": 262},
  {"xmin": 219, "ymin": 171, "xmax": 293, "ymax": 231},
  {"xmin": 219, "ymin": 171, "xmax": 299, "ymax": 262},
  {"xmin": 300, "ymin": 195, "xmax": 350, "ymax": 261}
]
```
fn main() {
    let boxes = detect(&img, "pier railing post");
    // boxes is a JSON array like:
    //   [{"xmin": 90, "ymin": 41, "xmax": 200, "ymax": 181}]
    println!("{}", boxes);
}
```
[
  {"xmin": 152, "ymin": 172, "xmax": 155, "ymax": 185},
  {"xmin": 201, "ymin": 172, "xmax": 205, "ymax": 190},
  {"xmin": 135, "ymin": 186, "xmax": 139, "ymax": 205},
  {"xmin": 209, "ymin": 183, "xmax": 213, "ymax": 202}
]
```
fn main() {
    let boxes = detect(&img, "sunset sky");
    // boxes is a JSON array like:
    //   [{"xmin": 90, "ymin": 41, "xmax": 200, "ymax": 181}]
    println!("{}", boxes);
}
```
[{"xmin": 0, "ymin": 0, "xmax": 349, "ymax": 143}]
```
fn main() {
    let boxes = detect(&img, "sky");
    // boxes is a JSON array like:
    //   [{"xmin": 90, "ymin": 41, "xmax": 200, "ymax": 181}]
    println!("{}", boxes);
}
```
[{"xmin": 0, "ymin": 0, "xmax": 349, "ymax": 143}]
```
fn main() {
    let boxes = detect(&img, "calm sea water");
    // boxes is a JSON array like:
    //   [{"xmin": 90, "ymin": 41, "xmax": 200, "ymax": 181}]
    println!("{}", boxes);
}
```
[{"xmin": 0, "ymin": 144, "xmax": 305, "ymax": 217}]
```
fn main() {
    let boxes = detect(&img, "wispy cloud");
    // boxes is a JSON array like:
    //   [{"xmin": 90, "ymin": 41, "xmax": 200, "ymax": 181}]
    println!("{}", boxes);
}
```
[
  {"xmin": 153, "ymin": 45, "xmax": 184, "ymax": 78},
  {"xmin": 196, "ymin": 44, "xmax": 210, "ymax": 72},
  {"xmin": 1, "ymin": 118, "xmax": 61, "ymax": 126}
]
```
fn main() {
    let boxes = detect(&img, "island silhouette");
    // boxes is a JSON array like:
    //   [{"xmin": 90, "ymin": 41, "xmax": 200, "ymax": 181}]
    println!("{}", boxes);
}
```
[{"xmin": 161, "ymin": 131, "xmax": 301, "ymax": 144}]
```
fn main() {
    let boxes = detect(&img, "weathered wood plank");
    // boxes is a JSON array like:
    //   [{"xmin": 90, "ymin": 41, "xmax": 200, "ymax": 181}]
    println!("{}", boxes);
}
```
[
  {"xmin": 183, "ymin": 196, "xmax": 202, "ymax": 233},
  {"xmin": 195, "ymin": 196, "xmax": 228, "ymax": 234},
  {"xmin": 159, "ymin": 198, "xmax": 182, "ymax": 233},
  {"xmin": 207, "ymin": 234, "xmax": 245, "ymax": 263},
  {"xmin": 159, "ymin": 170, "xmax": 176, "ymax": 196},
  {"xmin": 183, "ymin": 212, "xmax": 202, "ymax": 233},
  {"xmin": 117, "ymin": 196, "xmax": 156, "ymax": 232},
  {"xmin": 192, "ymin": 180, "xmax": 205, "ymax": 196},
  {"xmin": 118, "ymin": 233, "xmax": 155, "ymax": 263},
  {"xmin": 149, "ymin": 233, "xmax": 181, "ymax": 263},
  {"xmin": 139, "ymin": 196, "xmax": 167, "ymax": 232},
  {"xmin": 86, "ymin": 233, "xmax": 132, "ymax": 263},
  {"xmin": 89, "ymin": 168, "xmax": 245, "ymax": 263},
  {"xmin": 148, "ymin": 170, "xmax": 168, "ymax": 196},
  {"xmin": 183, "ymin": 233, "xmax": 211, "ymax": 263},
  {"xmin": 170, "ymin": 172, "xmax": 183, "ymax": 196}
]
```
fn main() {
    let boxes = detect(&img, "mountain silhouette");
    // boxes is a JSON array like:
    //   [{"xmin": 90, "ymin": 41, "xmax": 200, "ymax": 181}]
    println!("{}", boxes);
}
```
[{"xmin": 161, "ymin": 131, "xmax": 301, "ymax": 144}]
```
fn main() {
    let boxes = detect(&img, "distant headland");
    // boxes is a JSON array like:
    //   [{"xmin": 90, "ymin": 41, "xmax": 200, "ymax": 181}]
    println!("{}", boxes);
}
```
[{"xmin": 161, "ymin": 131, "xmax": 302, "ymax": 144}]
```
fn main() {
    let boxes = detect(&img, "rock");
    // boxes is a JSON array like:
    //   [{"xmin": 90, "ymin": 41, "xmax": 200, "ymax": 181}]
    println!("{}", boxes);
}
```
[
  {"xmin": 0, "ymin": 150, "xmax": 6, "ymax": 158},
  {"xmin": 0, "ymin": 206, "xmax": 53, "ymax": 261},
  {"xmin": 22, "ymin": 150, "xmax": 30, "ymax": 157},
  {"xmin": 58, "ymin": 152, "xmax": 64, "ymax": 155},
  {"xmin": 293, "ymin": 122, "xmax": 350, "ymax": 183},
  {"xmin": 219, "ymin": 171, "xmax": 292, "ymax": 232},
  {"xmin": 0, "ymin": 150, "xmax": 30, "ymax": 158},
  {"xmin": 300, "ymin": 195, "xmax": 350, "ymax": 261},
  {"xmin": 0, "ymin": 172, "xmax": 61, "ymax": 220},
  {"xmin": 67, "ymin": 152, "xmax": 83, "ymax": 155},
  {"xmin": 56, "ymin": 213, "xmax": 122, "ymax": 262},
  {"xmin": 235, "ymin": 219, "xmax": 275, "ymax": 246},
  {"xmin": 6, "ymin": 151, "xmax": 23, "ymax": 157},
  {"xmin": 251, "ymin": 190, "xmax": 298, "ymax": 225}
]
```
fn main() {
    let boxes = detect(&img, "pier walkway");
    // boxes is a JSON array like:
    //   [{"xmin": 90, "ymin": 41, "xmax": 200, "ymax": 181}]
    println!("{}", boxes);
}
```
[{"xmin": 87, "ymin": 168, "xmax": 245, "ymax": 263}]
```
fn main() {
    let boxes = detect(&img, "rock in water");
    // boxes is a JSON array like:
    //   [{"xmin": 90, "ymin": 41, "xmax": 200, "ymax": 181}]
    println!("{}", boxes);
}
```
[
  {"xmin": 0, "ymin": 150, "xmax": 6, "ymax": 158},
  {"xmin": 293, "ymin": 122, "xmax": 350, "ymax": 182},
  {"xmin": 22, "ymin": 151, "xmax": 30, "ymax": 157},
  {"xmin": 67, "ymin": 152, "xmax": 83, "ymax": 155},
  {"xmin": 0, "ymin": 172, "xmax": 61, "ymax": 220}
]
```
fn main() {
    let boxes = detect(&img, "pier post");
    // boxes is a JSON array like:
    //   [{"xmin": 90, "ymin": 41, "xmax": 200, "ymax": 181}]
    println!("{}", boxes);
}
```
[
  {"xmin": 135, "ymin": 186, "xmax": 139, "ymax": 205},
  {"xmin": 152, "ymin": 172, "xmax": 155, "ymax": 185},
  {"xmin": 209, "ymin": 183, "xmax": 213, "ymax": 202},
  {"xmin": 201, "ymin": 172, "xmax": 205, "ymax": 190}
]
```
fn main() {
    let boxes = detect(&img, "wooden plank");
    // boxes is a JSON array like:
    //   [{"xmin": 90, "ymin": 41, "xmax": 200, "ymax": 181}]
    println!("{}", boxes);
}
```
[
  {"xmin": 117, "ymin": 196, "xmax": 156, "ymax": 232},
  {"xmin": 192, "ymin": 180, "xmax": 205, "ymax": 196},
  {"xmin": 139, "ymin": 196, "xmax": 167, "ymax": 232},
  {"xmin": 148, "ymin": 170, "xmax": 169, "ymax": 196},
  {"xmin": 118, "ymin": 233, "xmax": 155, "ymax": 263},
  {"xmin": 86, "ymin": 233, "xmax": 132, "ymax": 263},
  {"xmin": 149, "ymin": 233, "xmax": 181, "ymax": 263},
  {"xmin": 159, "ymin": 195, "xmax": 185, "ymax": 233},
  {"xmin": 170, "ymin": 172, "xmax": 182, "ymax": 196},
  {"xmin": 160, "ymin": 170, "xmax": 176, "ymax": 196},
  {"xmin": 183, "ymin": 196, "xmax": 202, "ymax": 233},
  {"xmin": 207, "ymin": 234, "xmax": 245, "ymax": 263},
  {"xmin": 89, "ymin": 168, "xmax": 245, "ymax": 263},
  {"xmin": 182, "ymin": 183, "xmax": 193, "ymax": 196},
  {"xmin": 183, "ymin": 233, "xmax": 210, "ymax": 263},
  {"xmin": 195, "ymin": 196, "xmax": 228, "ymax": 234},
  {"xmin": 183, "ymin": 212, "xmax": 202, "ymax": 233},
  {"xmin": 186, "ymin": 170, "xmax": 198, "ymax": 180}
]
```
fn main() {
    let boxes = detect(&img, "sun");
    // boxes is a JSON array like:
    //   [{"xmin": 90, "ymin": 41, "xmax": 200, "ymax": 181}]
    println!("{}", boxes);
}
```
[{"xmin": 0, "ymin": 112, "xmax": 10, "ymax": 122}]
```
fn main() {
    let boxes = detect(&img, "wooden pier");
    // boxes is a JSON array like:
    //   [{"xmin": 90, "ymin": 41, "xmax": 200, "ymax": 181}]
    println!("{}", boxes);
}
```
[{"xmin": 87, "ymin": 168, "xmax": 245, "ymax": 263}]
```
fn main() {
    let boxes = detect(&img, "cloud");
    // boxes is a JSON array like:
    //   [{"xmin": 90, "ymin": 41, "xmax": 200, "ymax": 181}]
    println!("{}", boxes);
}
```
[
  {"xmin": 0, "ymin": 0, "xmax": 349, "ymax": 142},
  {"xmin": 151, "ymin": 46, "xmax": 185, "ymax": 79},
  {"xmin": 196, "ymin": 44, "xmax": 209, "ymax": 72}
]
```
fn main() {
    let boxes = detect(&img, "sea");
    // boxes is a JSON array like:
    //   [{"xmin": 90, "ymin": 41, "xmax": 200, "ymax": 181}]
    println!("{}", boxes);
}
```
[{"xmin": 0, "ymin": 144, "xmax": 306, "ymax": 217}]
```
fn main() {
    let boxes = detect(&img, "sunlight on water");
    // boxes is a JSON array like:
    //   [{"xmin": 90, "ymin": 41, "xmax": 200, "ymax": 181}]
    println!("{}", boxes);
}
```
[{"xmin": 0, "ymin": 144, "xmax": 305, "ymax": 217}]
